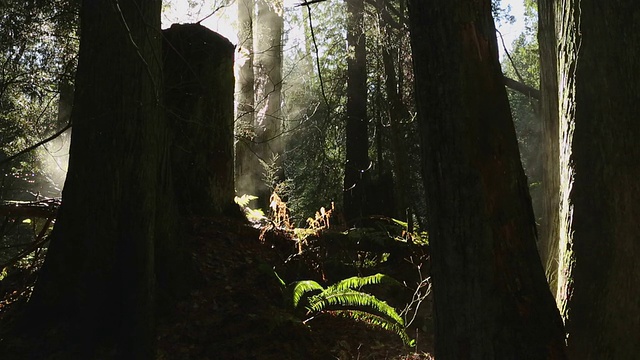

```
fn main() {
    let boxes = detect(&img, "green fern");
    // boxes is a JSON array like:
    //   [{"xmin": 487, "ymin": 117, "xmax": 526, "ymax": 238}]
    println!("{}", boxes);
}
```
[
  {"xmin": 329, "ymin": 273, "xmax": 402, "ymax": 292},
  {"xmin": 234, "ymin": 194, "xmax": 258, "ymax": 207},
  {"xmin": 284, "ymin": 273, "xmax": 414, "ymax": 346},
  {"xmin": 333, "ymin": 310, "xmax": 415, "ymax": 347},
  {"xmin": 308, "ymin": 290, "xmax": 404, "ymax": 325},
  {"xmin": 287, "ymin": 280, "xmax": 324, "ymax": 308}
]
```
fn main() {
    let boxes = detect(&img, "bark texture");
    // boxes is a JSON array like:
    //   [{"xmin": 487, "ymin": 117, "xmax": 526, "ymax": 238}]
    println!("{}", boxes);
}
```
[
  {"xmin": 253, "ymin": 0, "xmax": 284, "ymax": 207},
  {"xmin": 408, "ymin": 0, "xmax": 567, "ymax": 358},
  {"xmin": 557, "ymin": 1, "xmax": 640, "ymax": 358},
  {"xmin": 163, "ymin": 24, "xmax": 235, "ymax": 216},
  {"xmin": 537, "ymin": 0, "xmax": 560, "ymax": 291},
  {"xmin": 27, "ymin": 1, "xmax": 164, "ymax": 357},
  {"xmin": 235, "ymin": 0, "xmax": 256, "ymax": 198}
]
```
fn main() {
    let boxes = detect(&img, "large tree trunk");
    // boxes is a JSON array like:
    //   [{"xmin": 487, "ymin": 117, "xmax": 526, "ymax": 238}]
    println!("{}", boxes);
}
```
[
  {"xmin": 537, "ymin": 0, "xmax": 560, "ymax": 291},
  {"xmin": 408, "ymin": 0, "xmax": 567, "ymax": 358},
  {"xmin": 159, "ymin": 23, "xmax": 235, "ymax": 304},
  {"xmin": 163, "ymin": 24, "xmax": 235, "ymax": 216},
  {"xmin": 557, "ymin": 1, "xmax": 640, "ymax": 358},
  {"xmin": 344, "ymin": 0, "xmax": 371, "ymax": 222},
  {"xmin": 27, "ymin": 0, "xmax": 163, "ymax": 358}
]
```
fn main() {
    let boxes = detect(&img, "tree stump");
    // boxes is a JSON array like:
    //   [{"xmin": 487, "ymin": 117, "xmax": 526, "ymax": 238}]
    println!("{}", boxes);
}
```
[{"xmin": 163, "ymin": 23, "xmax": 235, "ymax": 216}]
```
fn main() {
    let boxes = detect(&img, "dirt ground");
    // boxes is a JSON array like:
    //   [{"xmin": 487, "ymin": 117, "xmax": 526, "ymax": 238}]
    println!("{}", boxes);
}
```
[{"xmin": 0, "ymin": 215, "xmax": 434, "ymax": 359}]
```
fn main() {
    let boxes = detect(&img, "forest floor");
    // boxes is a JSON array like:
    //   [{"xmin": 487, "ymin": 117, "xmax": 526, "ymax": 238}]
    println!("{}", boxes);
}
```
[{"xmin": 0, "ymin": 213, "xmax": 434, "ymax": 359}]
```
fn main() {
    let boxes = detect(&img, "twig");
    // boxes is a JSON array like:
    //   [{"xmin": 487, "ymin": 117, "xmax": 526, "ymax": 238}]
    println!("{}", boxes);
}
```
[
  {"xmin": 0, "ymin": 217, "xmax": 54, "ymax": 270},
  {"xmin": 304, "ymin": 2, "xmax": 331, "ymax": 112},
  {"xmin": 296, "ymin": 0, "xmax": 329, "ymax": 7}
]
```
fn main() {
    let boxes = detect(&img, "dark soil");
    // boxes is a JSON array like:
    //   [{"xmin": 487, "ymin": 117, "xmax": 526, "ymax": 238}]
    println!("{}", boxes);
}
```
[{"xmin": 0, "ymin": 215, "xmax": 434, "ymax": 359}]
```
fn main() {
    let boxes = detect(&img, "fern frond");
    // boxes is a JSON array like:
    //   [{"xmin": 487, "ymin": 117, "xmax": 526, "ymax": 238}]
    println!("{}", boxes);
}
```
[
  {"xmin": 286, "ymin": 280, "xmax": 324, "ymax": 309},
  {"xmin": 332, "ymin": 310, "xmax": 415, "ymax": 346},
  {"xmin": 309, "ymin": 290, "xmax": 404, "ymax": 326},
  {"xmin": 234, "ymin": 194, "xmax": 258, "ymax": 207},
  {"xmin": 329, "ymin": 273, "xmax": 402, "ymax": 292}
]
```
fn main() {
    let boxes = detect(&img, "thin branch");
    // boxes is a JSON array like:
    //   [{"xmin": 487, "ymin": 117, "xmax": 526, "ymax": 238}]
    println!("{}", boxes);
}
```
[
  {"xmin": 496, "ymin": 28, "xmax": 527, "ymax": 85},
  {"xmin": 296, "ymin": 0, "xmax": 329, "ymax": 7},
  {"xmin": 304, "ymin": 3, "xmax": 331, "ymax": 112},
  {"xmin": 197, "ymin": 4, "xmax": 226, "ymax": 25},
  {"xmin": 0, "ymin": 121, "xmax": 71, "ymax": 168}
]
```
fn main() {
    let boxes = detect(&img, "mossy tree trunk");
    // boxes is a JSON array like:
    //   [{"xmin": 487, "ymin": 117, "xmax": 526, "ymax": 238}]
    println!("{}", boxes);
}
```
[
  {"xmin": 408, "ymin": 0, "xmax": 567, "ymax": 357},
  {"xmin": 27, "ymin": 1, "xmax": 164, "ymax": 358}
]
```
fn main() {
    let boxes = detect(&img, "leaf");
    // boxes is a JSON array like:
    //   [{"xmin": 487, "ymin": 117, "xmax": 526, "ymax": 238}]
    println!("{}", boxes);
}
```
[
  {"xmin": 286, "ymin": 280, "xmax": 324, "ymax": 309},
  {"xmin": 332, "ymin": 310, "xmax": 414, "ymax": 346},
  {"xmin": 309, "ymin": 289, "xmax": 404, "ymax": 326},
  {"xmin": 329, "ymin": 273, "xmax": 402, "ymax": 292},
  {"xmin": 234, "ymin": 194, "xmax": 258, "ymax": 207}
]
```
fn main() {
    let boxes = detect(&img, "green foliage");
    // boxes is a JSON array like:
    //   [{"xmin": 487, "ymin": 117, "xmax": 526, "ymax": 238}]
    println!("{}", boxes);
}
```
[
  {"xmin": 330, "ymin": 273, "xmax": 402, "ymax": 292},
  {"xmin": 287, "ymin": 280, "xmax": 324, "ymax": 308},
  {"xmin": 333, "ymin": 310, "xmax": 415, "ymax": 347},
  {"xmin": 234, "ymin": 194, "xmax": 258, "ymax": 208},
  {"xmin": 285, "ymin": 273, "xmax": 414, "ymax": 346},
  {"xmin": 0, "ymin": 0, "xmax": 79, "ymax": 199}
]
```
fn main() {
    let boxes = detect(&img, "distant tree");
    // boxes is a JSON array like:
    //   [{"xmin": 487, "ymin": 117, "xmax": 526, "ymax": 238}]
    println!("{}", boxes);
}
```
[
  {"xmin": 408, "ymin": 0, "xmax": 567, "ymax": 357},
  {"xmin": 343, "ymin": 0, "xmax": 371, "ymax": 222},
  {"xmin": 235, "ymin": 0, "xmax": 257, "ymax": 198},
  {"xmin": 253, "ymin": 0, "xmax": 285, "ymax": 206},
  {"xmin": 553, "ymin": 0, "xmax": 640, "ymax": 357},
  {"xmin": 373, "ymin": 0, "xmax": 413, "ymax": 220}
]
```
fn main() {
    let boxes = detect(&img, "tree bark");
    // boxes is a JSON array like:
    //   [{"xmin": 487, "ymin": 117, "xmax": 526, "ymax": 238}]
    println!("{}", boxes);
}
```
[
  {"xmin": 27, "ymin": 0, "xmax": 163, "ymax": 358},
  {"xmin": 344, "ymin": 0, "xmax": 371, "ymax": 222},
  {"xmin": 376, "ymin": 0, "xmax": 411, "ymax": 220},
  {"xmin": 253, "ymin": 0, "xmax": 284, "ymax": 207},
  {"xmin": 408, "ymin": 0, "xmax": 567, "ymax": 358},
  {"xmin": 557, "ymin": 1, "xmax": 640, "ymax": 358},
  {"xmin": 163, "ymin": 23, "xmax": 235, "ymax": 216},
  {"xmin": 537, "ymin": 0, "xmax": 560, "ymax": 292},
  {"xmin": 235, "ymin": 0, "xmax": 257, "ymax": 198}
]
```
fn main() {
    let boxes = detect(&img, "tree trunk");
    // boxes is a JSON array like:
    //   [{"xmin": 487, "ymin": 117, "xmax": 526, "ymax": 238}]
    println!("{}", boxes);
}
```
[
  {"xmin": 408, "ymin": 0, "xmax": 567, "ymax": 358},
  {"xmin": 163, "ymin": 24, "xmax": 235, "ymax": 216},
  {"xmin": 557, "ymin": 1, "xmax": 640, "ymax": 358},
  {"xmin": 376, "ymin": 0, "xmax": 411, "ymax": 221},
  {"xmin": 253, "ymin": 0, "xmax": 284, "ymax": 208},
  {"xmin": 235, "ymin": 0, "xmax": 256, "ymax": 198},
  {"xmin": 27, "ymin": 0, "xmax": 163, "ymax": 358},
  {"xmin": 344, "ymin": 0, "xmax": 371, "ymax": 222},
  {"xmin": 537, "ymin": 0, "xmax": 560, "ymax": 291}
]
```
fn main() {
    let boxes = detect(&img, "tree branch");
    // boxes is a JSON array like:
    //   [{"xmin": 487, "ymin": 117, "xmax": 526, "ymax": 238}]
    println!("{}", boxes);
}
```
[
  {"xmin": 0, "ymin": 121, "xmax": 71, "ymax": 167},
  {"xmin": 296, "ymin": 0, "xmax": 329, "ymax": 7},
  {"xmin": 503, "ymin": 76, "xmax": 540, "ymax": 101}
]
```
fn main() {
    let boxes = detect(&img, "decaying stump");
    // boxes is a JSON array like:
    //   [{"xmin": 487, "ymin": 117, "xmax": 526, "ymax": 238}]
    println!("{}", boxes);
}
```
[{"xmin": 163, "ymin": 23, "xmax": 235, "ymax": 215}]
